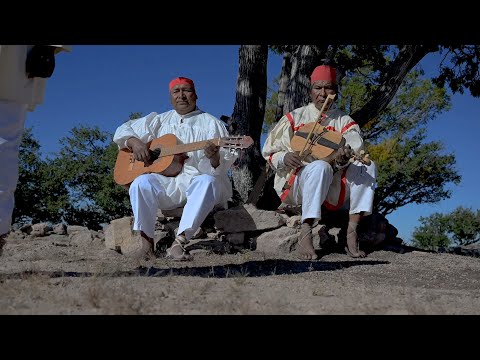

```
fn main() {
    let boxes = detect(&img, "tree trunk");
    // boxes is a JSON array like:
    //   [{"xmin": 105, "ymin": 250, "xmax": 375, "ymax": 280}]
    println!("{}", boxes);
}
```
[
  {"xmin": 253, "ymin": 45, "xmax": 328, "ymax": 209},
  {"xmin": 274, "ymin": 52, "xmax": 292, "ymax": 121},
  {"xmin": 351, "ymin": 45, "xmax": 435, "ymax": 127},
  {"xmin": 230, "ymin": 45, "xmax": 268, "ymax": 203},
  {"xmin": 283, "ymin": 45, "xmax": 329, "ymax": 114}
]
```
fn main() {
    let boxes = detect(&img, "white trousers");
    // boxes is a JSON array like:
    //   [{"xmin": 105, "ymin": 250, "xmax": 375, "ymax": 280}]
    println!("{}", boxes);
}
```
[
  {"xmin": 343, "ymin": 160, "xmax": 377, "ymax": 216},
  {"xmin": 129, "ymin": 173, "xmax": 224, "ymax": 240},
  {"xmin": 0, "ymin": 101, "xmax": 27, "ymax": 235},
  {"xmin": 290, "ymin": 160, "xmax": 376, "ymax": 222}
]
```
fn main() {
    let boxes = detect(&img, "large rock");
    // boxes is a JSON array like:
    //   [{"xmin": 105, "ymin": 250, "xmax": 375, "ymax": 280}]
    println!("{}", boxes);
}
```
[
  {"xmin": 163, "ymin": 221, "xmax": 180, "ymax": 238},
  {"xmin": 214, "ymin": 204, "xmax": 285, "ymax": 233},
  {"xmin": 53, "ymin": 223, "xmax": 67, "ymax": 235},
  {"xmin": 312, "ymin": 224, "xmax": 332, "ymax": 249},
  {"xmin": 159, "ymin": 208, "xmax": 184, "ymax": 219},
  {"xmin": 254, "ymin": 227, "xmax": 298, "ymax": 255},
  {"xmin": 69, "ymin": 231, "xmax": 100, "ymax": 247},
  {"xmin": 104, "ymin": 217, "xmax": 155, "ymax": 258},
  {"xmin": 20, "ymin": 224, "xmax": 32, "ymax": 234},
  {"xmin": 226, "ymin": 232, "xmax": 245, "ymax": 245},
  {"xmin": 31, "ymin": 223, "xmax": 52, "ymax": 237},
  {"xmin": 67, "ymin": 225, "xmax": 89, "ymax": 234},
  {"xmin": 286, "ymin": 215, "xmax": 302, "ymax": 228},
  {"xmin": 104, "ymin": 217, "xmax": 135, "ymax": 251},
  {"xmin": 121, "ymin": 235, "xmax": 153, "ymax": 259}
]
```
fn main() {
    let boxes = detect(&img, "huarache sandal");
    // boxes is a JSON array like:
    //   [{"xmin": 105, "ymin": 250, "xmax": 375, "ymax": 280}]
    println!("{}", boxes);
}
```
[
  {"xmin": 296, "ymin": 223, "xmax": 318, "ymax": 260},
  {"xmin": 345, "ymin": 226, "xmax": 366, "ymax": 258},
  {"xmin": 165, "ymin": 236, "xmax": 193, "ymax": 261}
]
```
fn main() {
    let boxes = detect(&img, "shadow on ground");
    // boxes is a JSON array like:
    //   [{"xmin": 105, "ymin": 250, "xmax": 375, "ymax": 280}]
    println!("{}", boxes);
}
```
[{"xmin": 0, "ymin": 259, "xmax": 389, "ymax": 280}]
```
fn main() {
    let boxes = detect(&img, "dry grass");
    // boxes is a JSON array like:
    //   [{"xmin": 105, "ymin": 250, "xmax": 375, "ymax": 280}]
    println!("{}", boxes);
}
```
[
  {"xmin": 231, "ymin": 167, "xmax": 253, "ymax": 204},
  {"xmin": 1, "ymin": 231, "xmax": 480, "ymax": 314}
]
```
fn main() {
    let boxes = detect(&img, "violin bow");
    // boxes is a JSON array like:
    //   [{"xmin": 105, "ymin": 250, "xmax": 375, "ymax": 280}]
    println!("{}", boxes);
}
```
[{"xmin": 297, "ymin": 94, "xmax": 336, "ymax": 159}]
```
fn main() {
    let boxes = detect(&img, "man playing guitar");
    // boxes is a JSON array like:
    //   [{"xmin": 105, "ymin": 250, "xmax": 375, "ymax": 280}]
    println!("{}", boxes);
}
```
[{"xmin": 114, "ymin": 77, "xmax": 238, "ymax": 261}]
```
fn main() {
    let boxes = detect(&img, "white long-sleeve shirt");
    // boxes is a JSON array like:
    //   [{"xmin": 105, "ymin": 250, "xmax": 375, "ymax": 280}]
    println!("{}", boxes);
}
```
[
  {"xmin": 113, "ymin": 109, "xmax": 238, "ymax": 208},
  {"xmin": 262, "ymin": 102, "xmax": 364, "ymax": 205},
  {"xmin": 0, "ymin": 45, "xmax": 71, "ymax": 111}
]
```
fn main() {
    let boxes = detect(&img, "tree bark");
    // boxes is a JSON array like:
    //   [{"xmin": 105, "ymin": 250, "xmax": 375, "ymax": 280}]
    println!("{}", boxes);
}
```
[
  {"xmin": 274, "ymin": 52, "xmax": 292, "ymax": 121},
  {"xmin": 230, "ymin": 45, "xmax": 268, "ymax": 202},
  {"xmin": 283, "ymin": 45, "xmax": 329, "ymax": 114}
]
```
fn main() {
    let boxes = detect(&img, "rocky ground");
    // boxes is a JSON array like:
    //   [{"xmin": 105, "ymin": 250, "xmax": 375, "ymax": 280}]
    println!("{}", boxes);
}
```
[{"xmin": 1, "ymin": 222, "xmax": 479, "ymax": 315}]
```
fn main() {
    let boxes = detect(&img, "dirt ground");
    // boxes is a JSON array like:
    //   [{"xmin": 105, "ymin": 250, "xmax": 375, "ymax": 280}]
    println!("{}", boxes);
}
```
[{"xmin": 1, "ymin": 232, "xmax": 479, "ymax": 315}]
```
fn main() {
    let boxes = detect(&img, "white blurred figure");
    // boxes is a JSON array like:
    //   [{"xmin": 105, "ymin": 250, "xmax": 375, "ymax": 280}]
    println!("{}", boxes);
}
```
[{"xmin": 0, "ymin": 45, "xmax": 71, "ymax": 242}]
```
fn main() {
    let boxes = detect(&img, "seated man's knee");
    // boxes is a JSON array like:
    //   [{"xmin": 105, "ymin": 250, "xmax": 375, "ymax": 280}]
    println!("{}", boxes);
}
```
[
  {"xmin": 129, "ymin": 174, "xmax": 154, "ymax": 195},
  {"xmin": 196, "ymin": 174, "xmax": 217, "ymax": 187},
  {"xmin": 308, "ymin": 160, "xmax": 333, "ymax": 175},
  {"xmin": 367, "ymin": 160, "xmax": 376, "ymax": 175},
  {"xmin": 194, "ymin": 174, "xmax": 222, "ymax": 201}
]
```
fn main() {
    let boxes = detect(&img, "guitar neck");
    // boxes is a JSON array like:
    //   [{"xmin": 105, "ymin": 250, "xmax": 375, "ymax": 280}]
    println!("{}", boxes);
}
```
[{"xmin": 159, "ymin": 138, "xmax": 221, "ymax": 157}]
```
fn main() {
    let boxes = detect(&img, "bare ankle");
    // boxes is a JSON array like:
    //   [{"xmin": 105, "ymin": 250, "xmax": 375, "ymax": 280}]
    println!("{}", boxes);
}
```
[
  {"xmin": 301, "ymin": 222, "xmax": 313, "ymax": 230},
  {"xmin": 140, "ymin": 231, "xmax": 154, "ymax": 251},
  {"xmin": 347, "ymin": 221, "xmax": 358, "ymax": 233}
]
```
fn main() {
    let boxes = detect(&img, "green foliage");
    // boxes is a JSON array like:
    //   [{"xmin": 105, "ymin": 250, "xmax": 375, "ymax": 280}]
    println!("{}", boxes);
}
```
[
  {"xmin": 337, "ymin": 64, "xmax": 459, "ymax": 215},
  {"xmin": 412, "ymin": 207, "xmax": 480, "ymax": 249},
  {"xmin": 263, "ymin": 78, "xmax": 280, "ymax": 132},
  {"xmin": 370, "ymin": 129, "xmax": 461, "ymax": 215},
  {"xmin": 128, "ymin": 112, "xmax": 143, "ymax": 120},
  {"xmin": 13, "ymin": 129, "xmax": 69, "ymax": 225},
  {"xmin": 334, "ymin": 45, "xmax": 392, "ymax": 76},
  {"xmin": 263, "ymin": 49, "xmax": 460, "ymax": 217},
  {"xmin": 447, "ymin": 207, "xmax": 480, "ymax": 245},
  {"xmin": 337, "ymin": 66, "xmax": 374, "ymax": 115},
  {"xmin": 339, "ymin": 65, "xmax": 451, "ymax": 140},
  {"xmin": 53, "ymin": 125, "xmax": 131, "ymax": 228},
  {"xmin": 14, "ymin": 113, "xmax": 145, "ymax": 229},
  {"xmin": 412, "ymin": 213, "xmax": 450, "ymax": 249},
  {"xmin": 272, "ymin": 45, "xmax": 480, "ymax": 98},
  {"xmin": 13, "ymin": 128, "xmax": 43, "ymax": 224},
  {"xmin": 433, "ymin": 46, "xmax": 480, "ymax": 96},
  {"xmin": 93, "ymin": 142, "xmax": 133, "ymax": 218},
  {"xmin": 364, "ymin": 69, "xmax": 451, "ymax": 141}
]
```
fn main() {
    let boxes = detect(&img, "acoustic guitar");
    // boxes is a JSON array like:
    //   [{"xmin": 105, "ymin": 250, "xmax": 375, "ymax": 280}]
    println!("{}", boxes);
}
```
[{"xmin": 114, "ymin": 134, "xmax": 253, "ymax": 185}]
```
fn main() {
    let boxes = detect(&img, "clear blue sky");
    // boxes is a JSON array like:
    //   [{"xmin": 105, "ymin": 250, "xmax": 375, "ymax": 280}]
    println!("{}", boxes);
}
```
[{"xmin": 25, "ymin": 45, "xmax": 480, "ymax": 244}]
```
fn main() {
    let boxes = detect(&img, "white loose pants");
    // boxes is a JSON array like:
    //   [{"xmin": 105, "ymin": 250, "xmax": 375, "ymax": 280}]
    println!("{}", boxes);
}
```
[
  {"xmin": 0, "ymin": 101, "xmax": 27, "ymax": 235},
  {"xmin": 289, "ymin": 160, "xmax": 376, "ymax": 222},
  {"xmin": 129, "ymin": 173, "xmax": 224, "ymax": 240},
  {"xmin": 288, "ymin": 160, "xmax": 334, "ymax": 222},
  {"xmin": 343, "ymin": 160, "xmax": 377, "ymax": 215}
]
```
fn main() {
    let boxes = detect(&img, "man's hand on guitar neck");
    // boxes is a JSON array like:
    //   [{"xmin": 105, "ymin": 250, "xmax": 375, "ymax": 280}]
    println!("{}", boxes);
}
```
[{"xmin": 126, "ymin": 137, "xmax": 151, "ymax": 163}]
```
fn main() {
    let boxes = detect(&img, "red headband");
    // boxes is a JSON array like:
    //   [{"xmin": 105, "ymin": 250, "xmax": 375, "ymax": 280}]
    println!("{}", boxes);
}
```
[
  {"xmin": 310, "ymin": 65, "xmax": 337, "ymax": 84},
  {"xmin": 169, "ymin": 77, "xmax": 195, "ymax": 91}
]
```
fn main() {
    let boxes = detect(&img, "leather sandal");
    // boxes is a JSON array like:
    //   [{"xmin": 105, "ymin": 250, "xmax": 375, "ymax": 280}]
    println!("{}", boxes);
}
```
[
  {"xmin": 165, "ymin": 236, "xmax": 193, "ymax": 261},
  {"xmin": 345, "ymin": 229, "xmax": 366, "ymax": 258}
]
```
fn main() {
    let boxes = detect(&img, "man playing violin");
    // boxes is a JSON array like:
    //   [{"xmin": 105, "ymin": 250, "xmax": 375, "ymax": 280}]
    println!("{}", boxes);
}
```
[{"xmin": 262, "ymin": 64, "xmax": 377, "ymax": 259}]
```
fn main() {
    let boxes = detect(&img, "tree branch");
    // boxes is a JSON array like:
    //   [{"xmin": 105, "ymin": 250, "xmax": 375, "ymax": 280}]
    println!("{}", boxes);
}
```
[{"xmin": 351, "ymin": 45, "xmax": 437, "ymax": 128}]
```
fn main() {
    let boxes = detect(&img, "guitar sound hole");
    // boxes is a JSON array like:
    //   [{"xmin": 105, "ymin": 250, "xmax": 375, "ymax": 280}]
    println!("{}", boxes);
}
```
[{"xmin": 150, "ymin": 148, "xmax": 161, "ymax": 161}]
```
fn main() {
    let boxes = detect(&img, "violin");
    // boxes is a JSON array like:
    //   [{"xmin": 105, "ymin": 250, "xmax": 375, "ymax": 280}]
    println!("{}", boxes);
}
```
[
  {"xmin": 290, "ymin": 122, "xmax": 345, "ymax": 164},
  {"xmin": 279, "ymin": 94, "xmax": 370, "ymax": 202},
  {"xmin": 290, "ymin": 121, "xmax": 371, "ymax": 166}
]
